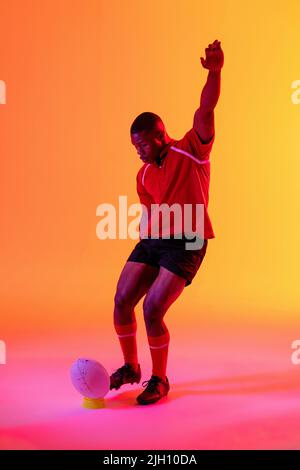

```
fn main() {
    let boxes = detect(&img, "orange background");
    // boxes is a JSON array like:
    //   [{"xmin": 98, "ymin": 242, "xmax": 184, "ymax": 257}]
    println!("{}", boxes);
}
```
[{"xmin": 1, "ymin": 0, "xmax": 300, "ymax": 349}]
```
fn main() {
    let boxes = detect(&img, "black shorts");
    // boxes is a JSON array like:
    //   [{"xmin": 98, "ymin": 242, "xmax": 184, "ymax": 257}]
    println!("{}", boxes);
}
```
[{"xmin": 127, "ymin": 237, "xmax": 208, "ymax": 287}]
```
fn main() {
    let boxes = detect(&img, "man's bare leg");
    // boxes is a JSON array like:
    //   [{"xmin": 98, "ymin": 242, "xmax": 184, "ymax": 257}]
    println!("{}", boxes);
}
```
[
  {"xmin": 142, "ymin": 267, "xmax": 186, "ymax": 379},
  {"xmin": 135, "ymin": 267, "xmax": 187, "ymax": 404},
  {"xmin": 113, "ymin": 261, "xmax": 159, "ymax": 369}
]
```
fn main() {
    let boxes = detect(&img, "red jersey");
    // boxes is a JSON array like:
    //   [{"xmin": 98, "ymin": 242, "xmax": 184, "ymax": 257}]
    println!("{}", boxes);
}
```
[{"xmin": 136, "ymin": 127, "xmax": 215, "ymax": 240}]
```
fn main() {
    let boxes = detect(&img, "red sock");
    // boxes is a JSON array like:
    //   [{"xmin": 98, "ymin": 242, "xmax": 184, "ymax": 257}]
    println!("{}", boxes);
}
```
[
  {"xmin": 147, "ymin": 330, "xmax": 170, "ymax": 380},
  {"xmin": 114, "ymin": 321, "xmax": 138, "ymax": 367}
]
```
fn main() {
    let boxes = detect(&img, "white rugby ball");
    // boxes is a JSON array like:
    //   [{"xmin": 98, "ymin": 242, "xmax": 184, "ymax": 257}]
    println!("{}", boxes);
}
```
[{"xmin": 70, "ymin": 358, "xmax": 110, "ymax": 399}]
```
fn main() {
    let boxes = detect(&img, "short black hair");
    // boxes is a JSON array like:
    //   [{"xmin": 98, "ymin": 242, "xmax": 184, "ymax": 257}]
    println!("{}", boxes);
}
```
[{"xmin": 130, "ymin": 112, "xmax": 163, "ymax": 134}]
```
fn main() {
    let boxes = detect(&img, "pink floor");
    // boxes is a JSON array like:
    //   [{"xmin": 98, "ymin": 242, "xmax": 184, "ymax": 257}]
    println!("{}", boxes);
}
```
[{"xmin": 1, "ymin": 325, "xmax": 300, "ymax": 450}]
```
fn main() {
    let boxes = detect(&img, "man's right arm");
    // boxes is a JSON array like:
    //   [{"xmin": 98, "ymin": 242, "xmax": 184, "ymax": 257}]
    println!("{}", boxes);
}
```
[{"xmin": 136, "ymin": 169, "xmax": 154, "ymax": 239}]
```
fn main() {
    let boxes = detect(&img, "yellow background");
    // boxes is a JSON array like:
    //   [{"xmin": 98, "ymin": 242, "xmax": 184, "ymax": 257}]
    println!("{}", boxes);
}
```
[{"xmin": 1, "ymin": 0, "xmax": 299, "ymax": 344}]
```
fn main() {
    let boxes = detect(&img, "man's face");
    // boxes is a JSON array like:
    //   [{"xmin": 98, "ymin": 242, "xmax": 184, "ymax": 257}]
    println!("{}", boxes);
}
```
[{"xmin": 131, "ymin": 130, "xmax": 163, "ymax": 164}]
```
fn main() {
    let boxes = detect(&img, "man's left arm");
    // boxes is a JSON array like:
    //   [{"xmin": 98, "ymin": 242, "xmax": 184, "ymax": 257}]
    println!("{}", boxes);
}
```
[{"xmin": 193, "ymin": 39, "xmax": 224, "ymax": 143}]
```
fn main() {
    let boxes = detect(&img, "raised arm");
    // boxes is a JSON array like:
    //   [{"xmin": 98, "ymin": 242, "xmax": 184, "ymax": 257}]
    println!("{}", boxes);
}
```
[{"xmin": 193, "ymin": 39, "xmax": 224, "ymax": 143}]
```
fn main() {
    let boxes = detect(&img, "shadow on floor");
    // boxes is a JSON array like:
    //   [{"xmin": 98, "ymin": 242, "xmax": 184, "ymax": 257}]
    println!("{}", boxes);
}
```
[{"xmin": 105, "ymin": 369, "xmax": 300, "ymax": 408}]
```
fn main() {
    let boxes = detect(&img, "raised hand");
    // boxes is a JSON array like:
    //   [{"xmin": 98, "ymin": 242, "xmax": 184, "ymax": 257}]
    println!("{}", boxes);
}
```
[{"xmin": 200, "ymin": 40, "xmax": 224, "ymax": 72}]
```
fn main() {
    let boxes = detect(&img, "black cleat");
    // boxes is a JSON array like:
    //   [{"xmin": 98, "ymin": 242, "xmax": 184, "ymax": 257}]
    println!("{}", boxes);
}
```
[
  {"xmin": 136, "ymin": 375, "xmax": 170, "ymax": 405},
  {"xmin": 110, "ymin": 363, "xmax": 141, "ymax": 390}
]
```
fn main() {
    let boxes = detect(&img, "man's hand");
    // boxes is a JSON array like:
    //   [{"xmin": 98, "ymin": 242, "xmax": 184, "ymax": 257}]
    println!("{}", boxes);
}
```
[{"xmin": 200, "ymin": 40, "xmax": 224, "ymax": 72}]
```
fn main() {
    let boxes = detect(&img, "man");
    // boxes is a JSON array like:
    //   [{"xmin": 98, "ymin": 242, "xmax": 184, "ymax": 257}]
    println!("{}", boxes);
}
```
[{"xmin": 110, "ymin": 40, "xmax": 224, "ymax": 405}]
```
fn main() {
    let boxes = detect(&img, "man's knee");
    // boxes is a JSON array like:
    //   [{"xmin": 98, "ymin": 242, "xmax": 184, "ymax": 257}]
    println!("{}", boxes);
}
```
[
  {"xmin": 114, "ymin": 289, "xmax": 136, "ymax": 311},
  {"xmin": 143, "ymin": 296, "xmax": 165, "ymax": 325}
]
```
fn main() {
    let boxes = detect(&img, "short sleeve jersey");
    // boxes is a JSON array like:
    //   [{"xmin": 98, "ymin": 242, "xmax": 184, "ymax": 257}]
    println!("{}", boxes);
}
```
[{"xmin": 136, "ymin": 127, "xmax": 215, "ymax": 240}]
